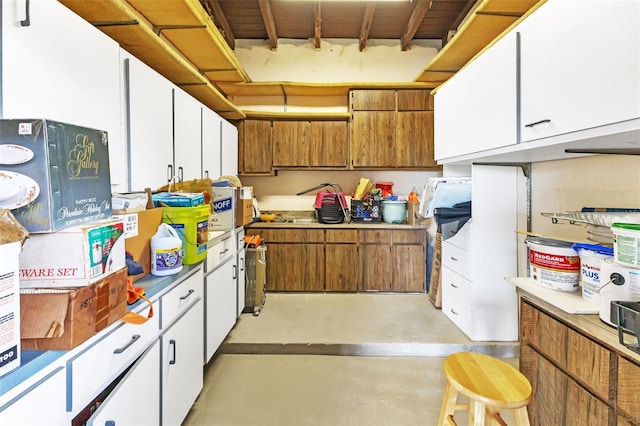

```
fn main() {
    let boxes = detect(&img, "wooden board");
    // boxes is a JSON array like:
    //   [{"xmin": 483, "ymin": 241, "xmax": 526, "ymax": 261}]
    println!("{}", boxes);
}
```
[{"xmin": 428, "ymin": 232, "xmax": 442, "ymax": 308}]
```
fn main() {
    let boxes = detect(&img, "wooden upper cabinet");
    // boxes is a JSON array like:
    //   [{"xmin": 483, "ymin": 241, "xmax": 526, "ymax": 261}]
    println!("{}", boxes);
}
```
[
  {"xmin": 309, "ymin": 121, "xmax": 348, "ymax": 167},
  {"xmin": 396, "ymin": 111, "xmax": 437, "ymax": 168},
  {"xmin": 350, "ymin": 111, "xmax": 396, "ymax": 168},
  {"xmin": 350, "ymin": 90, "xmax": 396, "ymax": 111},
  {"xmin": 239, "ymin": 120, "xmax": 272, "ymax": 174},
  {"xmin": 397, "ymin": 89, "xmax": 434, "ymax": 111},
  {"xmin": 272, "ymin": 120, "xmax": 310, "ymax": 167}
]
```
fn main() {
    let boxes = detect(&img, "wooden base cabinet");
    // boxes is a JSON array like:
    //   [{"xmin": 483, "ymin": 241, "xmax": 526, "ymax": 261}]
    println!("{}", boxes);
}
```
[
  {"xmin": 325, "ymin": 230, "xmax": 359, "ymax": 292},
  {"xmin": 520, "ymin": 298, "xmax": 640, "ymax": 426}
]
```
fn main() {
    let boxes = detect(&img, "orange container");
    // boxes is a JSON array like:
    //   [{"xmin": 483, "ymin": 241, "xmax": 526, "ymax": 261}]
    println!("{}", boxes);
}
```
[{"xmin": 375, "ymin": 182, "xmax": 394, "ymax": 197}]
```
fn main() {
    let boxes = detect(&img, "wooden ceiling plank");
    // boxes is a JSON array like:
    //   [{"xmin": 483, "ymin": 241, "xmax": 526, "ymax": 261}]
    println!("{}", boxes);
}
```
[
  {"xmin": 359, "ymin": 4, "xmax": 376, "ymax": 52},
  {"xmin": 314, "ymin": 2, "xmax": 321, "ymax": 50},
  {"xmin": 400, "ymin": 0, "xmax": 432, "ymax": 52},
  {"xmin": 258, "ymin": 0, "xmax": 278, "ymax": 50},
  {"xmin": 201, "ymin": 0, "xmax": 236, "ymax": 50}
]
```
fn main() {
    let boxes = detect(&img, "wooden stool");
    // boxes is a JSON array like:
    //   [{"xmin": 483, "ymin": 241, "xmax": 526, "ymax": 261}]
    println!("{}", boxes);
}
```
[{"xmin": 438, "ymin": 352, "xmax": 532, "ymax": 426}]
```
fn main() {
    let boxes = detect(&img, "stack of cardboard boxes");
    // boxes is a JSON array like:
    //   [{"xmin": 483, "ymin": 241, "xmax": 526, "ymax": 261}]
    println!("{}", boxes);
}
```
[{"xmin": 0, "ymin": 119, "xmax": 130, "ymax": 363}]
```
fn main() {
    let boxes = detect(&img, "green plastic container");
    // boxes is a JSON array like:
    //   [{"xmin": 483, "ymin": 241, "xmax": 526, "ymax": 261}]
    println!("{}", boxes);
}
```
[
  {"xmin": 611, "ymin": 223, "xmax": 640, "ymax": 268},
  {"xmin": 162, "ymin": 204, "xmax": 210, "ymax": 264}
]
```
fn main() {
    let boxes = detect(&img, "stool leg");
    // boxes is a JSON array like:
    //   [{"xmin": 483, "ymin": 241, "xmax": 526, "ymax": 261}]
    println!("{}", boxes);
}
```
[
  {"xmin": 438, "ymin": 382, "xmax": 459, "ymax": 426},
  {"xmin": 512, "ymin": 407, "xmax": 531, "ymax": 426},
  {"xmin": 468, "ymin": 400, "xmax": 486, "ymax": 426}
]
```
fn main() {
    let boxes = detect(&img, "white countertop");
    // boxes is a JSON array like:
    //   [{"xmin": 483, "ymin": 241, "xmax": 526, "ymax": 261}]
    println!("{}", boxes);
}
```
[{"xmin": 507, "ymin": 277, "xmax": 600, "ymax": 314}]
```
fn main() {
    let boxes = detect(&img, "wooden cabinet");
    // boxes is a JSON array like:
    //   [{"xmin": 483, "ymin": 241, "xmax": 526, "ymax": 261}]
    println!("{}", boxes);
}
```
[
  {"xmin": 238, "ymin": 119, "xmax": 273, "ymax": 174},
  {"xmin": 520, "ymin": 299, "xmax": 640, "ymax": 426},
  {"xmin": 273, "ymin": 120, "xmax": 311, "ymax": 167},
  {"xmin": 325, "ymin": 230, "xmax": 359, "ymax": 292},
  {"xmin": 391, "ymin": 230, "xmax": 426, "ymax": 292},
  {"xmin": 309, "ymin": 121, "xmax": 349, "ymax": 167},
  {"xmin": 518, "ymin": 0, "xmax": 640, "ymax": 143},
  {"xmin": 350, "ymin": 89, "xmax": 438, "ymax": 169}
]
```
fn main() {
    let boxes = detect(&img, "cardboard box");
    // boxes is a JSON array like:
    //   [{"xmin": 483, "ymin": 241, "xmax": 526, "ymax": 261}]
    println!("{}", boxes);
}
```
[
  {"xmin": 0, "ymin": 241, "xmax": 21, "ymax": 378},
  {"xmin": 112, "ymin": 208, "xmax": 163, "ymax": 282},
  {"xmin": 236, "ymin": 187, "xmax": 254, "ymax": 226},
  {"xmin": 0, "ymin": 119, "xmax": 112, "ymax": 233},
  {"xmin": 428, "ymin": 232, "xmax": 442, "ymax": 308},
  {"xmin": 210, "ymin": 187, "xmax": 236, "ymax": 230},
  {"xmin": 20, "ymin": 284, "xmax": 97, "ymax": 351},
  {"xmin": 19, "ymin": 220, "xmax": 126, "ymax": 288},
  {"xmin": 94, "ymin": 268, "xmax": 128, "ymax": 332},
  {"xmin": 19, "ymin": 267, "xmax": 128, "ymax": 350}
]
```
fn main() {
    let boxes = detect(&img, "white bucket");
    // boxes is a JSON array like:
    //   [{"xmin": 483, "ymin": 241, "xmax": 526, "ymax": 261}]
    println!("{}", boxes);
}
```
[
  {"xmin": 526, "ymin": 237, "xmax": 580, "ymax": 292},
  {"xmin": 151, "ymin": 223, "xmax": 183, "ymax": 276},
  {"xmin": 573, "ymin": 244, "xmax": 613, "ymax": 304},
  {"xmin": 599, "ymin": 257, "xmax": 640, "ymax": 326},
  {"xmin": 611, "ymin": 223, "xmax": 640, "ymax": 268}
]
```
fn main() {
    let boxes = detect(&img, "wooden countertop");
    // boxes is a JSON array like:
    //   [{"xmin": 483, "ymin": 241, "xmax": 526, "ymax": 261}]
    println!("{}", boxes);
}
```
[{"xmin": 514, "ymin": 279, "xmax": 640, "ymax": 364}]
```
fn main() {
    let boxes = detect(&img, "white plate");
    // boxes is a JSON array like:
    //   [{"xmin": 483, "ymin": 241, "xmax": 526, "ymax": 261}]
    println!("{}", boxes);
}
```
[
  {"xmin": 0, "ymin": 144, "xmax": 34, "ymax": 165},
  {"xmin": 0, "ymin": 171, "xmax": 40, "ymax": 210}
]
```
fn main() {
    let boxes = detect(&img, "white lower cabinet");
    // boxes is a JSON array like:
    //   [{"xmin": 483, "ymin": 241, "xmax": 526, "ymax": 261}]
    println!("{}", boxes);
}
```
[
  {"xmin": 237, "ymin": 247, "xmax": 246, "ymax": 317},
  {"xmin": 205, "ymin": 258, "xmax": 237, "ymax": 362},
  {"xmin": 87, "ymin": 341, "xmax": 161, "ymax": 426},
  {"xmin": 161, "ymin": 299, "xmax": 204, "ymax": 426},
  {"xmin": 0, "ymin": 366, "xmax": 68, "ymax": 425}
]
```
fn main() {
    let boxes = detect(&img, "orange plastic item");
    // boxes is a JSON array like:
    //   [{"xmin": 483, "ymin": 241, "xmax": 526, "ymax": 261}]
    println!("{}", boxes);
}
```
[{"xmin": 244, "ymin": 234, "xmax": 261, "ymax": 248}]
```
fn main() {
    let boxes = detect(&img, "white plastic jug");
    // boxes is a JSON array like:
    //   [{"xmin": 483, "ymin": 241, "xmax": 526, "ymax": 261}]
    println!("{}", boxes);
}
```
[{"xmin": 151, "ymin": 223, "xmax": 183, "ymax": 276}]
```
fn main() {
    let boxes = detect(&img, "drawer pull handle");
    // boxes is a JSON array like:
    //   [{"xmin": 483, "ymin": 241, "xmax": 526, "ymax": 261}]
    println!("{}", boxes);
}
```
[
  {"xmin": 450, "ymin": 309, "xmax": 459, "ymax": 316},
  {"xmin": 233, "ymin": 264, "xmax": 237, "ymax": 279},
  {"xmin": 179, "ymin": 289, "xmax": 195, "ymax": 300},
  {"xmin": 21, "ymin": 0, "xmax": 31, "ymax": 26},
  {"xmin": 451, "ymin": 283, "xmax": 458, "ymax": 289},
  {"xmin": 524, "ymin": 118, "xmax": 551, "ymax": 128},
  {"xmin": 450, "ymin": 256, "xmax": 459, "ymax": 262},
  {"xmin": 169, "ymin": 339, "xmax": 176, "ymax": 365},
  {"xmin": 240, "ymin": 257, "xmax": 245, "ymax": 272},
  {"xmin": 114, "ymin": 334, "xmax": 140, "ymax": 354}
]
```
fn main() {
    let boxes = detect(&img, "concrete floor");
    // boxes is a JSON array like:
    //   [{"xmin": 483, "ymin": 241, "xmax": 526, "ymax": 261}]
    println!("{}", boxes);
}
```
[{"xmin": 183, "ymin": 293, "xmax": 519, "ymax": 426}]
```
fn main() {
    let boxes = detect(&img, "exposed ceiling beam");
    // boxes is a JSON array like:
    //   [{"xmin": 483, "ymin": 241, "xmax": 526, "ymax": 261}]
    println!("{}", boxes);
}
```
[
  {"xmin": 258, "ymin": 0, "xmax": 278, "ymax": 50},
  {"xmin": 201, "ymin": 0, "xmax": 235, "ymax": 49},
  {"xmin": 443, "ymin": 0, "xmax": 479, "ymax": 45},
  {"xmin": 358, "ymin": 4, "xmax": 376, "ymax": 52},
  {"xmin": 314, "ymin": 2, "xmax": 321, "ymax": 49},
  {"xmin": 400, "ymin": 0, "xmax": 431, "ymax": 51}
]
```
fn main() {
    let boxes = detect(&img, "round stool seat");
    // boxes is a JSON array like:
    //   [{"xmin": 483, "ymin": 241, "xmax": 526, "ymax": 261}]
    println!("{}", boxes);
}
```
[{"xmin": 439, "ymin": 352, "xmax": 532, "ymax": 426}]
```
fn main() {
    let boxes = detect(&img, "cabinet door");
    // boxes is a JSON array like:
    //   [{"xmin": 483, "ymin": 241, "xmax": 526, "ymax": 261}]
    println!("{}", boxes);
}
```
[
  {"xmin": 396, "ymin": 111, "xmax": 437, "ymax": 168},
  {"xmin": 202, "ymin": 108, "xmax": 222, "ymax": 179},
  {"xmin": 272, "ymin": 121, "xmax": 310, "ymax": 167},
  {"xmin": 88, "ymin": 341, "xmax": 161, "ymax": 426},
  {"xmin": 325, "ymin": 244, "xmax": 359, "ymax": 292},
  {"xmin": 359, "ymin": 244, "xmax": 391, "ymax": 291},
  {"xmin": 237, "ymin": 247, "xmax": 246, "ymax": 316},
  {"xmin": 0, "ymin": 366, "xmax": 68, "ymax": 425},
  {"xmin": 392, "ymin": 244, "xmax": 425, "ymax": 292},
  {"xmin": 205, "ymin": 260, "xmax": 236, "ymax": 362},
  {"xmin": 350, "ymin": 90, "xmax": 396, "ymax": 111},
  {"xmin": 220, "ymin": 119, "xmax": 239, "ymax": 177},
  {"xmin": 310, "ymin": 121, "xmax": 349, "ymax": 167},
  {"xmin": 618, "ymin": 356, "xmax": 640, "ymax": 424},
  {"xmin": 350, "ymin": 111, "xmax": 396, "ymax": 168},
  {"xmin": 434, "ymin": 31, "xmax": 517, "ymax": 160},
  {"xmin": 126, "ymin": 54, "xmax": 175, "ymax": 191},
  {"xmin": 174, "ymin": 89, "xmax": 203, "ymax": 182},
  {"xmin": 522, "ymin": 344, "xmax": 568, "ymax": 425},
  {"xmin": 519, "ymin": 1, "xmax": 640, "ymax": 143},
  {"xmin": 1, "ymin": 0, "xmax": 123, "ymax": 190},
  {"xmin": 161, "ymin": 300, "xmax": 204, "ymax": 426},
  {"xmin": 239, "ymin": 120, "xmax": 272, "ymax": 174}
]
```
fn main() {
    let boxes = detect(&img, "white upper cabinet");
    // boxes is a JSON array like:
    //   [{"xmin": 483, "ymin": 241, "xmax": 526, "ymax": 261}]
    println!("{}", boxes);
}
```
[
  {"xmin": 220, "ymin": 119, "xmax": 239, "ymax": 177},
  {"xmin": 173, "ymin": 89, "xmax": 203, "ymax": 182},
  {"xmin": 434, "ymin": 31, "xmax": 518, "ymax": 161},
  {"xmin": 1, "ymin": 0, "xmax": 123, "ymax": 189},
  {"xmin": 202, "ymin": 108, "xmax": 222, "ymax": 180},
  {"xmin": 125, "ymin": 52, "xmax": 175, "ymax": 192},
  {"xmin": 519, "ymin": 0, "xmax": 640, "ymax": 143}
]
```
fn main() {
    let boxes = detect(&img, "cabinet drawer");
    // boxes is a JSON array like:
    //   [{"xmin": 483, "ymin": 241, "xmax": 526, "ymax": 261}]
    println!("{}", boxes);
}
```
[
  {"xmin": 350, "ymin": 90, "xmax": 396, "ymax": 111},
  {"xmin": 326, "ymin": 229, "xmax": 358, "ymax": 243},
  {"xmin": 67, "ymin": 303, "xmax": 159, "ymax": 412},
  {"xmin": 258, "ymin": 229, "xmax": 324, "ymax": 243},
  {"xmin": 520, "ymin": 301, "xmax": 567, "ymax": 369},
  {"xmin": 441, "ymin": 266, "xmax": 471, "ymax": 334},
  {"xmin": 441, "ymin": 241, "xmax": 471, "ymax": 280},
  {"xmin": 205, "ymin": 235, "xmax": 235, "ymax": 272},
  {"xmin": 443, "ymin": 221, "xmax": 471, "ymax": 249},
  {"xmin": 565, "ymin": 328, "xmax": 610, "ymax": 401},
  {"xmin": 160, "ymin": 268, "xmax": 203, "ymax": 328},
  {"xmin": 392, "ymin": 229, "xmax": 427, "ymax": 245},
  {"xmin": 358, "ymin": 229, "xmax": 391, "ymax": 244}
]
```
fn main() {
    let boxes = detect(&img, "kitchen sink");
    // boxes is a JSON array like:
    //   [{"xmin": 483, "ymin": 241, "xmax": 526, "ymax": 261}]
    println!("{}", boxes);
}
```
[{"xmin": 284, "ymin": 218, "xmax": 316, "ymax": 224}]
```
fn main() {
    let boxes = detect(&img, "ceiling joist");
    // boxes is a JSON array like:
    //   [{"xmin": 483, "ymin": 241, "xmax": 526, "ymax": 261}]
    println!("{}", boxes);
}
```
[
  {"xmin": 400, "ymin": 0, "xmax": 432, "ymax": 52},
  {"xmin": 359, "ymin": 4, "xmax": 376, "ymax": 52},
  {"xmin": 201, "ymin": 0, "xmax": 235, "ymax": 49},
  {"xmin": 314, "ymin": 3, "xmax": 321, "ymax": 49},
  {"xmin": 258, "ymin": 0, "xmax": 278, "ymax": 50}
]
